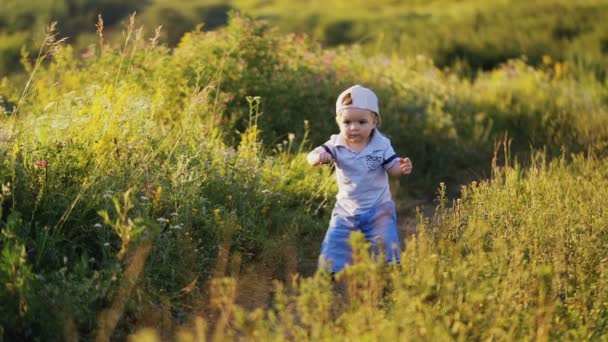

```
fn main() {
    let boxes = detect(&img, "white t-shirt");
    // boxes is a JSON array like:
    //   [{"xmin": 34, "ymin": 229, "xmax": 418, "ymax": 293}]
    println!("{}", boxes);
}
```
[{"xmin": 316, "ymin": 129, "xmax": 399, "ymax": 216}]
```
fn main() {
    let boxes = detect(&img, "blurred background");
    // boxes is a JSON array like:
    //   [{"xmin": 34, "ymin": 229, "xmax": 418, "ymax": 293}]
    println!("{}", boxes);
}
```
[{"xmin": 1, "ymin": 0, "xmax": 608, "ymax": 78}]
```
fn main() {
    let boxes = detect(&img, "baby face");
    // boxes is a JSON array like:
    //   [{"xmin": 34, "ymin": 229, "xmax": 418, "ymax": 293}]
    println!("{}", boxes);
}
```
[{"xmin": 336, "ymin": 108, "xmax": 378, "ymax": 146}]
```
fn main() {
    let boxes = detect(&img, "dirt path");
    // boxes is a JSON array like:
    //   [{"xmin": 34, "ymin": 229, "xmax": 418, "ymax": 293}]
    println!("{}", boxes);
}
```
[{"xmin": 396, "ymin": 198, "xmax": 436, "ymax": 239}]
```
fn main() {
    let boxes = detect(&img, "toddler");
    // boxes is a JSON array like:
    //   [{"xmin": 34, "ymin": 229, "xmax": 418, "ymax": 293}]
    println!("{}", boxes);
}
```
[{"xmin": 307, "ymin": 85, "xmax": 413, "ymax": 273}]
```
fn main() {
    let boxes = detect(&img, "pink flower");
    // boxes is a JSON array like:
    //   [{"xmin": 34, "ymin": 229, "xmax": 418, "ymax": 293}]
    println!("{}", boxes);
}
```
[
  {"xmin": 0, "ymin": 130, "xmax": 10, "ymax": 142},
  {"xmin": 81, "ymin": 51, "xmax": 94, "ymax": 59},
  {"xmin": 34, "ymin": 160, "xmax": 48, "ymax": 168}
]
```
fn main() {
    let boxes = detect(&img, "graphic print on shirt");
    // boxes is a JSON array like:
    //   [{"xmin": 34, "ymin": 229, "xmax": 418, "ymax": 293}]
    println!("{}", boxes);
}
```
[{"xmin": 365, "ymin": 154, "xmax": 383, "ymax": 171}]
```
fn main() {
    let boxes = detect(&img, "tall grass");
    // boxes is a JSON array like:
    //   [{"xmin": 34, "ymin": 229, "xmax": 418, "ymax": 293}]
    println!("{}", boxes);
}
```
[
  {"xmin": 0, "ymin": 14, "xmax": 607, "ymax": 340},
  {"xmin": 124, "ymin": 148, "xmax": 608, "ymax": 341},
  {"xmin": 133, "ymin": 147, "xmax": 608, "ymax": 341}
]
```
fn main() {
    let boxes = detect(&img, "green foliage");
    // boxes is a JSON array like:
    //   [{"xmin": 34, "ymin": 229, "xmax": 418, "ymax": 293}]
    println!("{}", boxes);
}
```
[
  {"xmin": 3, "ymin": 0, "xmax": 608, "ymax": 80},
  {"xmin": 231, "ymin": 0, "xmax": 608, "ymax": 76},
  {"xmin": 0, "ymin": 12, "xmax": 607, "ymax": 340},
  {"xmin": 158, "ymin": 151, "xmax": 608, "ymax": 341},
  {"xmin": 0, "ymin": 228, "xmax": 33, "ymax": 337},
  {"xmin": 0, "ymin": 32, "xmax": 28, "ymax": 76},
  {"xmin": 0, "ymin": 14, "xmax": 335, "ymax": 339}
]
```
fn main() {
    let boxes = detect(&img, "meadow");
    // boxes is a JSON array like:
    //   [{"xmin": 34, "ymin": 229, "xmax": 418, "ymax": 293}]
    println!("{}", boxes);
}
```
[
  {"xmin": 3, "ymin": 1, "xmax": 608, "ymax": 77},
  {"xmin": 0, "ymin": 11, "xmax": 607, "ymax": 341}
]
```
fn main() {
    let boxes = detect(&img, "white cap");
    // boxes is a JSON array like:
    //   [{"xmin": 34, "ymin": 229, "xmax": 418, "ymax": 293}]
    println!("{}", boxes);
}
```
[{"xmin": 336, "ymin": 85, "xmax": 380, "ymax": 123}]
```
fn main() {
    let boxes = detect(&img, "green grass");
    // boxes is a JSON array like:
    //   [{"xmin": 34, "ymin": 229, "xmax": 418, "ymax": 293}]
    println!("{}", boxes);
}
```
[
  {"xmin": 132, "ymin": 149, "xmax": 608, "ymax": 341},
  {"xmin": 0, "ymin": 13, "xmax": 607, "ymax": 340},
  {"xmin": 2, "ymin": 1, "xmax": 608, "ymax": 77}
]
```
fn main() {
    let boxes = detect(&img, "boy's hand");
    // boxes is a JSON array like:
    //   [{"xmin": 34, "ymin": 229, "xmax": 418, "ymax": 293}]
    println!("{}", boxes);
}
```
[
  {"xmin": 307, "ymin": 151, "xmax": 333, "ymax": 166},
  {"xmin": 399, "ymin": 157, "xmax": 413, "ymax": 175},
  {"xmin": 316, "ymin": 151, "xmax": 334, "ymax": 165}
]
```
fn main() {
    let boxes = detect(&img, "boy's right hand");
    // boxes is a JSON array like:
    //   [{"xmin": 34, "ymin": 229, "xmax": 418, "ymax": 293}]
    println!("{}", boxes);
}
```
[
  {"xmin": 308, "ymin": 151, "xmax": 333, "ymax": 166},
  {"xmin": 317, "ymin": 151, "xmax": 333, "ymax": 165}
]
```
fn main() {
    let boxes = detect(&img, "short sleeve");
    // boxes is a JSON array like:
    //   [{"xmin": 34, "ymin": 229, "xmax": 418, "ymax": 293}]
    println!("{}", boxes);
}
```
[
  {"xmin": 312, "ymin": 138, "xmax": 336, "ymax": 160},
  {"xmin": 382, "ymin": 141, "xmax": 399, "ymax": 170}
]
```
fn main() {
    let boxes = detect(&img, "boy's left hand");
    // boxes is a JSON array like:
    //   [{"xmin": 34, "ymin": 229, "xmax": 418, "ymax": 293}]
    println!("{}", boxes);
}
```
[{"xmin": 400, "ymin": 157, "xmax": 413, "ymax": 175}]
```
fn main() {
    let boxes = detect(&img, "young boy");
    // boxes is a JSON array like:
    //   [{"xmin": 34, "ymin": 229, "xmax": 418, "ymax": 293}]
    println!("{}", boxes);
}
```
[{"xmin": 307, "ymin": 84, "xmax": 413, "ymax": 273}]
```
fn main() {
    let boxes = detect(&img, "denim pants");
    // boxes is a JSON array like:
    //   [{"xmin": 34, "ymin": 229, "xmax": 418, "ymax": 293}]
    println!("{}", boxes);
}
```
[{"xmin": 319, "ymin": 200, "xmax": 401, "ymax": 273}]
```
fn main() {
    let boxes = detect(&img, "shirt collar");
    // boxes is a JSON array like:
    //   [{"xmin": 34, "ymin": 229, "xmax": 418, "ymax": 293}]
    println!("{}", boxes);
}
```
[{"xmin": 335, "ymin": 129, "xmax": 382, "ymax": 151}]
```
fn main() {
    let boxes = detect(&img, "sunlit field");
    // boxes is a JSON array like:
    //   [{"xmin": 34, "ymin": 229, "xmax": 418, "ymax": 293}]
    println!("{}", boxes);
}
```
[{"xmin": 1, "ymin": 3, "xmax": 608, "ymax": 340}]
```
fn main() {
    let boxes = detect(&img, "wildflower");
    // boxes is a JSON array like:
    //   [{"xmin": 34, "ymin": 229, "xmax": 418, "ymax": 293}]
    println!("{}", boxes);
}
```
[
  {"xmin": 63, "ymin": 256, "xmax": 68, "ymax": 264},
  {"xmin": 93, "ymin": 223, "xmax": 102, "ymax": 228},
  {"xmin": 81, "ymin": 51, "xmax": 94, "ymax": 59},
  {"xmin": 1, "ymin": 183, "xmax": 10, "ymax": 196},
  {"xmin": 144, "ymin": 182, "xmax": 155, "ymax": 194},
  {"xmin": 0, "ymin": 130, "xmax": 11, "ymax": 142},
  {"xmin": 157, "ymin": 217, "xmax": 167, "ymax": 223},
  {"xmin": 34, "ymin": 160, "xmax": 48, "ymax": 168},
  {"xmin": 322, "ymin": 53, "xmax": 335, "ymax": 65},
  {"xmin": 140, "ymin": 196, "xmax": 149, "ymax": 201},
  {"xmin": 104, "ymin": 242, "xmax": 110, "ymax": 247},
  {"xmin": 170, "ymin": 212, "xmax": 178, "ymax": 217}
]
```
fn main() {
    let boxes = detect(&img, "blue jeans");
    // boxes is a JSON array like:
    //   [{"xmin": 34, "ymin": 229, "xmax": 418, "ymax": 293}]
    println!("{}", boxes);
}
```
[{"xmin": 319, "ymin": 201, "xmax": 401, "ymax": 273}]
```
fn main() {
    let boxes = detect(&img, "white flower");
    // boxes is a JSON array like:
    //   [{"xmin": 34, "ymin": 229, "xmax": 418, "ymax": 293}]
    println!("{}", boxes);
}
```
[
  {"xmin": 170, "ymin": 212, "xmax": 178, "ymax": 217},
  {"xmin": 93, "ymin": 223, "xmax": 102, "ymax": 228},
  {"xmin": 104, "ymin": 242, "xmax": 110, "ymax": 247},
  {"xmin": 141, "ymin": 196, "xmax": 149, "ymax": 201},
  {"xmin": 1, "ymin": 183, "xmax": 11, "ymax": 196},
  {"xmin": 157, "ymin": 217, "xmax": 167, "ymax": 223}
]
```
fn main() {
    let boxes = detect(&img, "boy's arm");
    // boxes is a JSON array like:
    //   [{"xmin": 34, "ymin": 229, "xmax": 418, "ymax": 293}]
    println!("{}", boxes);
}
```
[
  {"xmin": 387, "ymin": 157, "xmax": 412, "ymax": 177},
  {"xmin": 307, "ymin": 146, "xmax": 334, "ymax": 166}
]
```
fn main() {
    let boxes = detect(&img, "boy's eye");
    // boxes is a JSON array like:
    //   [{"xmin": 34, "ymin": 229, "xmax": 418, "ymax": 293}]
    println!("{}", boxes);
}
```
[
  {"xmin": 343, "ymin": 120, "xmax": 350, "ymax": 125},
  {"xmin": 359, "ymin": 120, "xmax": 366, "ymax": 125}
]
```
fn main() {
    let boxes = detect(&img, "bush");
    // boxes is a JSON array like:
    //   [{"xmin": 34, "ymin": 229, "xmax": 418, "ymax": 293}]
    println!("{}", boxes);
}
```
[
  {"xmin": 1, "ymin": 13, "xmax": 607, "ymax": 339},
  {"xmin": 140, "ymin": 150, "xmax": 608, "ymax": 341}
]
